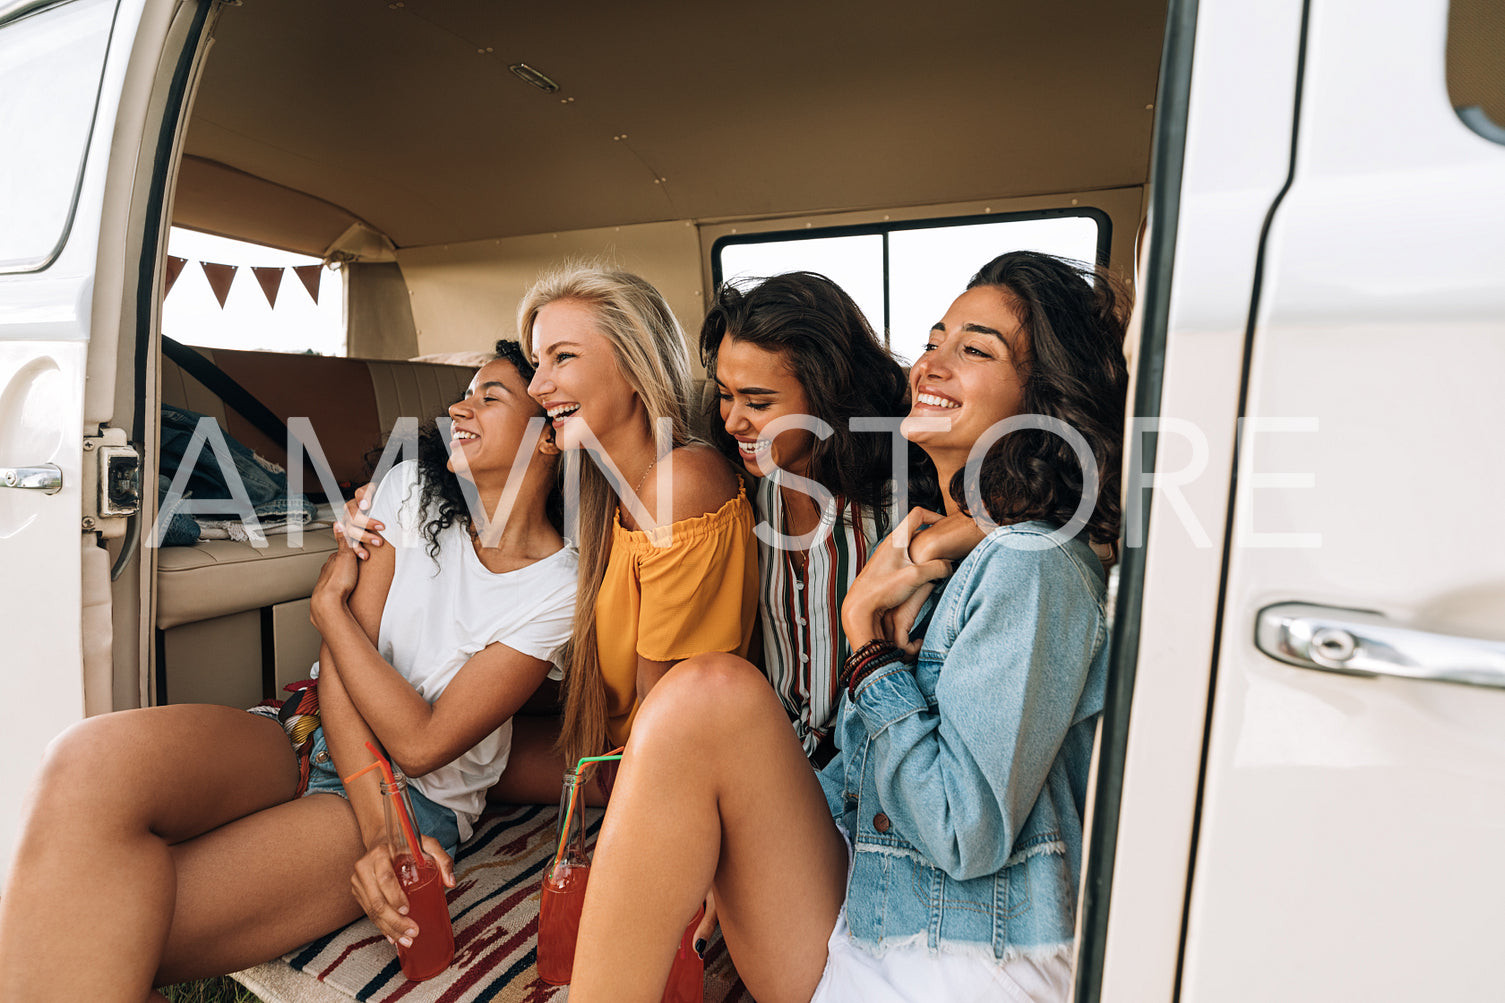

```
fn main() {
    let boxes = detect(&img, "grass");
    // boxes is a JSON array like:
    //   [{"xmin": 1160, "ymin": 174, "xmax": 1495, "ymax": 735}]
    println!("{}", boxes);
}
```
[{"xmin": 160, "ymin": 976, "xmax": 264, "ymax": 1003}]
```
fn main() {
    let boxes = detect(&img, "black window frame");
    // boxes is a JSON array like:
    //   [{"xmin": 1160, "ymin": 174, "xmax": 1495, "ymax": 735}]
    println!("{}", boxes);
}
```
[{"xmin": 710, "ymin": 206, "xmax": 1113, "ymax": 345}]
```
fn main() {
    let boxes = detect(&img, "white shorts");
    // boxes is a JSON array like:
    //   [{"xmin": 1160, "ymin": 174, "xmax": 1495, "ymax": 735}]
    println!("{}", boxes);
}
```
[
  {"xmin": 812, "ymin": 903, "xmax": 1071, "ymax": 999},
  {"xmin": 810, "ymin": 829, "xmax": 1071, "ymax": 1003},
  {"xmin": 807, "ymin": 909, "xmax": 1072, "ymax": 1003}
]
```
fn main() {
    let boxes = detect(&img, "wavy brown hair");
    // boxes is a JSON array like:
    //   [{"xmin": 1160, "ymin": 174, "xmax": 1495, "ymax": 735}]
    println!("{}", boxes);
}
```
[
  {"xmin": 698, "ymin": 271, "xmax": 908, "ymax": 531},
  {"xmin": 954, "ymin": 251, "xmax": 1129, "ymax": 547}
]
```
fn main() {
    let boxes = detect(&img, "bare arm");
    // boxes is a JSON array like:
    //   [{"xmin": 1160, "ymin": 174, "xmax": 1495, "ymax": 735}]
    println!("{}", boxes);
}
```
[
  {"xmin": 314, "ymin": 533, "xmax": 551, "ymax": 778},
  {"xmin": 306, "ymin": 545, "xmax": 394, "ymax": 845}
]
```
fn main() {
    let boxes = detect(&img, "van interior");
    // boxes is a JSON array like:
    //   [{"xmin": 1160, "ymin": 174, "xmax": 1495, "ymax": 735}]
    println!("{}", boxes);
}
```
[
  {"xmin": 123, "ymin": 0, "xmax": 1168, "ymax": 713},
  {"xmin": 97, "ymin": 0, "xmax": 1168, "ymax": 995}
]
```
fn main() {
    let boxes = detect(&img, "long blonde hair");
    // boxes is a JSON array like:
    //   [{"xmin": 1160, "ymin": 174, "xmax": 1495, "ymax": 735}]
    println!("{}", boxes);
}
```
[{"xmin": 518, "ymin": 266, "xmax": 696, "ymax": 768}]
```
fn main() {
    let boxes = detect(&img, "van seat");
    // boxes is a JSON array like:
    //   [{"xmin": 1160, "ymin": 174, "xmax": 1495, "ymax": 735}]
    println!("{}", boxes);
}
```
[{"xmin": 155, "ymin": 532, "xmax": 339, "ymax": 630}]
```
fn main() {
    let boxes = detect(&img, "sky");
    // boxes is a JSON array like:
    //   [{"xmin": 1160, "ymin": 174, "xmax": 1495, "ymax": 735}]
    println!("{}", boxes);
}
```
[{"xmin": 162, "ymin": 227, "xmax": 345, "ymax": 356}]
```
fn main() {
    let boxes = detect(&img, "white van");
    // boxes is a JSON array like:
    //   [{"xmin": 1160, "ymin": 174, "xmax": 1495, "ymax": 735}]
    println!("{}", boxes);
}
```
[{"xmin": 1, "ymin": 0, "xmax": 1500, "ymax": 999}]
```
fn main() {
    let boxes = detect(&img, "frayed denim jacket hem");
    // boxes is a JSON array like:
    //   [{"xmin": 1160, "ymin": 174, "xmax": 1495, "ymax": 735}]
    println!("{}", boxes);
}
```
[{"xmin": 818, "ymin": 521, "xmax": 1109, "ymax": 962}]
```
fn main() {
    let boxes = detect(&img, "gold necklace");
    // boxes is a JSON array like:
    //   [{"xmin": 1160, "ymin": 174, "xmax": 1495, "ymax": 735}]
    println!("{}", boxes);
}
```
[{"xmin": 633, "ymin": 455, "xmax": 659, "ymax": 495}]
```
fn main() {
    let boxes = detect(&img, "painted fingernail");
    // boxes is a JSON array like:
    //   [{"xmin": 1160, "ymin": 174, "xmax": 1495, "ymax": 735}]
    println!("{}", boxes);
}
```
[{"xmin": 694, "ymin": 938, "xmax": 707, "ymax": 959}]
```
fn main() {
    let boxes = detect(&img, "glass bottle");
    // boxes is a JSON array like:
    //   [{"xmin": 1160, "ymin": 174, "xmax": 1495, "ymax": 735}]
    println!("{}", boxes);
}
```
[
  {"xmin": 381, "ymin": 770, "xmax": 455, "ymax": 980},
  {"xmin": 537, "ymin": 768, "xmax": 591, "ymax": 985}
]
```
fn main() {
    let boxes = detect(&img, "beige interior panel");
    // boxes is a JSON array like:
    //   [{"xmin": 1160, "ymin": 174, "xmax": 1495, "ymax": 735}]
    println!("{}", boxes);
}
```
[
  {"xmin": 398, "ymin": 219, "xmax": 704, "ymax": 361},
  {"xmin": 161, "ymin": 610, "xmax": 263, "ymax": 708},
  {"xmin": 172, "ymin": 154, "xmax": 366, "ymax": 257},
  {"xmin": 160, "ymin": 345, "xmax": 228, "ymax": 423},
  {"xmin": 271, "ymin": 598, "xmax": 322, "ymax": 695},
  {"xmin": 181, "ymin": 1, "xmax": 1165, "ymax": 252},
  {"xmin": 82, "ymin": 541, "xmax": 114, "ymax": 717},
  {"xmin": 347, "ymin": 261, "xmax": 420, "ymax": 360}
]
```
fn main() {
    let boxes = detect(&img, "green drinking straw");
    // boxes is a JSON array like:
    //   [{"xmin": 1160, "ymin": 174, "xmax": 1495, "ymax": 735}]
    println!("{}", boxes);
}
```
[{"xmin": 551, "ymin": 750, "xmax": 624, "ymax": 868}]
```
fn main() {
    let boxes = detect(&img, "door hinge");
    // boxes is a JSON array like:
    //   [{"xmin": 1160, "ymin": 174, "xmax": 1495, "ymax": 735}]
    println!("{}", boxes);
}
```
[{"xmin": 81, "ymin": 426, "xmax": 140, "ymax": 537}]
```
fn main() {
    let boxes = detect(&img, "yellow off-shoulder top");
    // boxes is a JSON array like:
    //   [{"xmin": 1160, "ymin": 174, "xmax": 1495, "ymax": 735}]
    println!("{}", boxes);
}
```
[{"xmin": 595, "ymin": 485, "xmax": 758, "ymax": 747}]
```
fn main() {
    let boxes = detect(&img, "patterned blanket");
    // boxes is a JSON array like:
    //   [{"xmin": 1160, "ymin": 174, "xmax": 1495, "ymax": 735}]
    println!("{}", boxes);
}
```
[{"xmin": 234, "ymin": 803, "xmax": 753, "ymax": 1003}]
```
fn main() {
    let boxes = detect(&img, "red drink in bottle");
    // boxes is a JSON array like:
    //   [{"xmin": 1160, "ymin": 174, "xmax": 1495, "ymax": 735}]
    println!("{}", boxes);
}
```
[
  {"xmin": 537, "ymin": 862, "xmax": 591, "ymax": 984},
  {"xmin": 537, "ymin": 768, "xmax": 591, "ymax": 985},
  {"xmin": 394, "ymin": 852, "xmax": 456, "ymax": 981},
  {"xmin": 379, "ymin": 771, "xmax": 454, "ymax": 981}
]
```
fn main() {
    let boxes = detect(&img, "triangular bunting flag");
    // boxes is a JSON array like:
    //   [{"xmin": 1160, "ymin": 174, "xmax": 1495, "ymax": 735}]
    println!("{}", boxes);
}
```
[
  {"xmin": 252, "ymin": 266, "xmax": 284, "ymax": 308},
  {"xmin": 164, "ymin": 256, "xmax": 188, "ymax": 297},
  {"xmin": 201, "ymin": 262, "xmax": 238, "ymax": 308},
  {"xmin": 294, "ymin": 264, "xmax": 322, "ymax": 305}
]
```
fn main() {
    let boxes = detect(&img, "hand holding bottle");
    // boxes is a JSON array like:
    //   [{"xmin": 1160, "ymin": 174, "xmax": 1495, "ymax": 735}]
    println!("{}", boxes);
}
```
[{"xmin": 350, "ymin": 833, "xmax": 455, "ymax": 948}]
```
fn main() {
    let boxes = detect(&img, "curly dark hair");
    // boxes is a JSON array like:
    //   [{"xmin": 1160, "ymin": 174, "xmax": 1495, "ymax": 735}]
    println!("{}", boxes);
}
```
[
  {"xmin": 951, "ymin": 252, "xmax": 1129, "ymax": 547},
  {"xmin": 402, "ymin": 340, "xmax": 558, "ymax": 562},
  {"xmin": 699, "ymin": 271, "xmax": 910, "ymax": 530}
]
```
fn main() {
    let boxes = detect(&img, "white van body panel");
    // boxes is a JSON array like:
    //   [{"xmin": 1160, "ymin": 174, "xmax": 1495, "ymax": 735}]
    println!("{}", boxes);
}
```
[
  {"xmin": 0, "ymin": 0, "xmax": 151, "ymax": 877},
  {"xmin": 1179, "ymin": 0, "xmax": 1505, "ymax": 998},
  {"xmin": 1098, "ymin": 2, "xmax": 1308, "ymax": 995}
]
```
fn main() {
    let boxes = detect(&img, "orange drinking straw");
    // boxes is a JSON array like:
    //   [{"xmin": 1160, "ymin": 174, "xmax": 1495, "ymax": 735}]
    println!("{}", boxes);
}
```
[
  {"xmin": 550, "ymin": 747, "xmax": 625, "ymax": 868},
  {"xmin": 343, "ymin": 741, "xmax": 423, "ymax": 862}
]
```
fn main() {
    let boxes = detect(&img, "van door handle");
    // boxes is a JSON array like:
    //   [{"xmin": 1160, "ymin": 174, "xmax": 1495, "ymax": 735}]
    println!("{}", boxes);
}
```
[
  {"xmin": 1256, "ymin": 602, "xmax": 1505, "ymax": 691},
  {"xmin": 0, "ymin": 464, "xmax": 62, "ymax": 494}
]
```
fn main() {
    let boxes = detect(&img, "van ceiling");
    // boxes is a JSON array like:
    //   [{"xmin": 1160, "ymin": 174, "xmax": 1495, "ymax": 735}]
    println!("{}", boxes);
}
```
[{"xmin": 178, "ymin": 0, "xmax": 1167, "ymax": 255}]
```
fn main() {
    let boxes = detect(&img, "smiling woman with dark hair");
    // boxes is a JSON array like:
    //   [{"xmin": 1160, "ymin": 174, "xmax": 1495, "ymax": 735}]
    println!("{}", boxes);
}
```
[
  {"xmin": 563, "ymin": 251, "xmax": 1129, "ymax": 1003},
  {"xmin": 699, "ymin": 271, "xmax": 913, "ymax": 764},
  {"xmin": 0, "ymin": 342, "xmax": 579, "ymax": 1001}
]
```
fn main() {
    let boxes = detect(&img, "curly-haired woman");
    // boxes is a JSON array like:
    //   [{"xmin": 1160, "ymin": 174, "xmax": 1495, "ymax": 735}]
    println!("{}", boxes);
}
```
[{"xmin": 0, "ymin": 341, "xmax": 578, "ymax": 1000}]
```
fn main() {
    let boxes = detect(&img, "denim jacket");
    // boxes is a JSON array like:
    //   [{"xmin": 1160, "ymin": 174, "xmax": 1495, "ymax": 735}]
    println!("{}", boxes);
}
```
[{"xmin": 817, "ymin": 521, "xmax": 1109, "ymax": 963}]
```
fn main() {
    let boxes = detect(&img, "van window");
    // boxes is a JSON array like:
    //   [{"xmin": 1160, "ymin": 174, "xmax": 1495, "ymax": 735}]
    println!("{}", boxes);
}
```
[
  {"xmin": 163, "ymin": 227, "xmax": 345, "ymax": 356},
  {"xmin": 715, "ymin": 211, "xmax": 1106, "ymax": 364},
  {"xmin": 0, "ymin": 0, "xmax": 116, "ymax": 272},
  {"xmin": 1448, "ymin": 0, "xmax": 1505, "ymax": 143}
]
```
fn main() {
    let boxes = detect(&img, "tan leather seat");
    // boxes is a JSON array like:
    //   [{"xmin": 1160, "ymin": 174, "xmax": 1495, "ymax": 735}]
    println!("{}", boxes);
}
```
[{"xmin": 154, "ymin": 532, "xmax": 339, "ymax": 630}]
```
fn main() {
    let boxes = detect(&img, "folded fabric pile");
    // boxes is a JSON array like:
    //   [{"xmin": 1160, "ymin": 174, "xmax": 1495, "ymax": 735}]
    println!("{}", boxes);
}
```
[{"xmin": 157, "ymin": 403, "xmax": 319, "ymax": 546}]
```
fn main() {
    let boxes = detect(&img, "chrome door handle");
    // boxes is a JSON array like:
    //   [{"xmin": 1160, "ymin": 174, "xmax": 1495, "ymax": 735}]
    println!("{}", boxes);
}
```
[
  {"xmin": 1256, "ymin": 602, "xmax": 1505, "ymax": 691},
  {"xmin": 0, "ymin": 464, "xmax": 62, "ymax": 494}
]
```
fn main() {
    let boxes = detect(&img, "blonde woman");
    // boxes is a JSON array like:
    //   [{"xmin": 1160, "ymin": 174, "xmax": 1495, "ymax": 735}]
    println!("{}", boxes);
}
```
[{"xmin": 518, "ymin": 266, "xmax": 758, "ymax": 778}]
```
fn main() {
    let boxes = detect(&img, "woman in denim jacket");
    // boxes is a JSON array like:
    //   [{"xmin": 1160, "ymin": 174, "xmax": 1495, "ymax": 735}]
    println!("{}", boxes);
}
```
[{"xmin": 567, "ymin": 251, "xmax": 1129, "ymax": 1003}]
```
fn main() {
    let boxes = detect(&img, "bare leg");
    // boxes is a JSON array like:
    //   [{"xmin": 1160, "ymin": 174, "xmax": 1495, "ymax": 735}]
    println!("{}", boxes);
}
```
[
  {"xmin": 570, "ymin": 654, "xmax": 848, "ymax": 1003},
  {"xmin": 155, "ymin": 793, "xmax": 367, "ymax": 982},
  {"xmin": 0, "ymin": 705, "xmax": 366, "ymax": 1001},
  {"xmin": 488, "ymin": 714, "xmax": 607, "ymax": 807}
]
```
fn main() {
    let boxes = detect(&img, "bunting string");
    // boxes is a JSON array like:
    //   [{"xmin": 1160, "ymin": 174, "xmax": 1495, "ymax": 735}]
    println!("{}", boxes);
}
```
[{"xmin": 163, "ymin": 257, "xmax": 326, "ymax": 308}]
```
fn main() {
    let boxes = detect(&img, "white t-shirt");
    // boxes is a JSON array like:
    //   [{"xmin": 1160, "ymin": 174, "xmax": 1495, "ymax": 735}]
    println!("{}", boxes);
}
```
[{"xmin": 360, "ymin": 460, "xmax": 576, "ymax": 840}]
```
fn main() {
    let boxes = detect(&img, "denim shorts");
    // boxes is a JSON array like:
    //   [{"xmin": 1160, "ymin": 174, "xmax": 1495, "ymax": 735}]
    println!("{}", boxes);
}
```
[{"xmin": 303, "ymin": 726, "xmax": 462, "ymax": 858}]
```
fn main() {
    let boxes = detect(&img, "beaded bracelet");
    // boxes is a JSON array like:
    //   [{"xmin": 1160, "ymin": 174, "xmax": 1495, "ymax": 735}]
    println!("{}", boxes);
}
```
[
  {"xmin": 842, "ymin": 639, "xmax": 890, "ymax": 675},
  {"xmin": 847, "ymin": 646, "xmax": 906, "ymax": 697},
  {"xmin": 838, "ymin": 639, "xmax": 899, "ymax": 695}
]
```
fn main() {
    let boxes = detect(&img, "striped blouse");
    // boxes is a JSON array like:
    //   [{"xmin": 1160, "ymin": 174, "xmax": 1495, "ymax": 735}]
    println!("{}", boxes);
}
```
[{"xmin": 754, "ymin": 469, "xmax": 882, "ymax": 759}]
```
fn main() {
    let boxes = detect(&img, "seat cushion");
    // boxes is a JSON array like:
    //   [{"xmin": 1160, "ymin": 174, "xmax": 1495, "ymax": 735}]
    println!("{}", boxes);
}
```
[{"xmin": 155, "ymin": 529, "xmax": 339, "ymax": 629}]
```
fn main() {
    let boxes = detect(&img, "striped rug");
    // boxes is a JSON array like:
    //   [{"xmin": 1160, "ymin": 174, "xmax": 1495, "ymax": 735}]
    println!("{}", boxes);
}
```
[{"xmin": 264, "ymin": 803, "xmax": 753, "ymax": 1003}]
